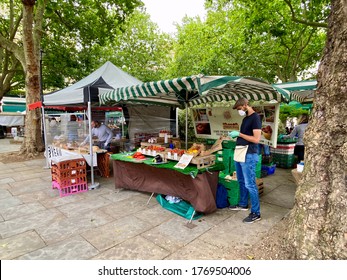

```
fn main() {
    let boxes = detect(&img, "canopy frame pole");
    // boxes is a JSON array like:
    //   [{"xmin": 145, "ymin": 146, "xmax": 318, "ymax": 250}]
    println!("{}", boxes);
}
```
[
  {"xmin": 87, "ymin": 89, "xmax": 99, "ymax": 190},
  {"xmin": 41, "ymin": 106, "xmax": 50, "ymax": 169},
  {"xmin": 185, "ymin": 103, "xmax": 188, "ymax": 150}
]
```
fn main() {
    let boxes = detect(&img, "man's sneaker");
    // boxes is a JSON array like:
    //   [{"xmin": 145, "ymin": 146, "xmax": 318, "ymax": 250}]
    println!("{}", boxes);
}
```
[
  {"xmin": 243, "ymin": 213, "xmax": 261, "ymax": 223},
  {"xmin": 228, "ymin": 205, "xmax": 249, "ymax": 211}
]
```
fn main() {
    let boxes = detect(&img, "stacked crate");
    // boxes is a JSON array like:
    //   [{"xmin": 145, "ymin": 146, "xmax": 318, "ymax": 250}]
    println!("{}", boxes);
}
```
[
  {"xmin": 270, "ymin": 142, "xmax": 296, "ymax": 168},
  {"xmin": 219, "ymin": 176, "xmax": 240, "ymax": 206},
  {"xmin": 51, "ymin": 156, "xmax": 88, "ymax": 197}
]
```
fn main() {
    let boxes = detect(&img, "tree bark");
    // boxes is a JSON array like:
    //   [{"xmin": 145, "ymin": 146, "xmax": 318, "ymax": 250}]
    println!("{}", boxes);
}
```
[
  {"xmin": 285, "ymin": 0, "xmax": 347, "ymax": 259},
  {"xmin": 20, "ymin": 1, "xmax": 45, "ymax": 157}
]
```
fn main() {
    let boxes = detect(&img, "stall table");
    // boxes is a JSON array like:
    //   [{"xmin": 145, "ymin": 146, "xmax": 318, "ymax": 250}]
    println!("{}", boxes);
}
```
[
  {"xmin": 111, "ymin": 153, "xmax": 223, "ymax": 214},
  {"xmin": 47, "ymin": 145, "xmax": 110, "ymax": 177}
]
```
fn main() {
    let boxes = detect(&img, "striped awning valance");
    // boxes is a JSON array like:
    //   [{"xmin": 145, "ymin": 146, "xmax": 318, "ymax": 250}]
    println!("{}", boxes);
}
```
[
  {"xmin": 99, "ymin": 75, "xmax": 291, "ymax": 107},
  {"xmin": 273, "ymin": 80, "xmax": 316, "ymax": 103}
]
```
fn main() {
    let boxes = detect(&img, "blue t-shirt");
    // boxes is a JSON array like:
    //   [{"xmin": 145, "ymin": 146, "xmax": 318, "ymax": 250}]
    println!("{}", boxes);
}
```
[{"xmin": 236, "ymin": 112, "xmax": 262, "ymax": 154}]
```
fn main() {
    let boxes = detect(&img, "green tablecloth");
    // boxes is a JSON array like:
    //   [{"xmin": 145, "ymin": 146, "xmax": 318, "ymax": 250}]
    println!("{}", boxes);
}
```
[{"xmin": 110, "ymin": 152, "xmax": 224, "ymax": 177}]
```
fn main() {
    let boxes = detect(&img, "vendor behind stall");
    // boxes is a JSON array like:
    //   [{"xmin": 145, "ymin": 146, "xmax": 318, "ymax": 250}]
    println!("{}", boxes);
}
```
[
  {"xmin": 67, "ymin": 115, "xmax": 79, "ymax": 142},
  {"xmin": 81, "ymin": 120, "xmax": 113, "ymax": 150}
]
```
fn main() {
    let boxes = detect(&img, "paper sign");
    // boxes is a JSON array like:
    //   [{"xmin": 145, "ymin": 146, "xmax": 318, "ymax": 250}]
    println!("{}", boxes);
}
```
[{"xmin": 174, "ymin": 154, "xmax": 194, "ymax": 169}]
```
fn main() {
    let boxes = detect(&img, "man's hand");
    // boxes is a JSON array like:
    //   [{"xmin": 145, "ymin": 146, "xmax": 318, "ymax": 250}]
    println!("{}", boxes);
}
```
[{"xmin": 228, "ymin": 130, "xmax": 240, "ymax": 138}]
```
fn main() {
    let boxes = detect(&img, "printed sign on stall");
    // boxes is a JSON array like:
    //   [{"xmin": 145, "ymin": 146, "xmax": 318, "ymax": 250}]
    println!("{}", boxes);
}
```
[{"xmin": 191, "ymin": 103, "xmax": 280, "ymax": 148}]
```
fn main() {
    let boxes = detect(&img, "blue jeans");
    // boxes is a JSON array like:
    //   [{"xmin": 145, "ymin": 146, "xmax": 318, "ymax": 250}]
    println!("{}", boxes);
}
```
[
  {"xmin": 258, "ymin": 144, "xmax": 270, "ymax": 156},
  {"xmin": 235, "ymin": 153, "xmax": 260, "ymax": 215}
]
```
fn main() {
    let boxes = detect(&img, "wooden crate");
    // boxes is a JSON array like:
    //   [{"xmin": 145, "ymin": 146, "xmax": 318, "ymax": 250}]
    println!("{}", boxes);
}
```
[{"xmin": 190, "ymin": 155, "xmax": 216, "ymax": 169}]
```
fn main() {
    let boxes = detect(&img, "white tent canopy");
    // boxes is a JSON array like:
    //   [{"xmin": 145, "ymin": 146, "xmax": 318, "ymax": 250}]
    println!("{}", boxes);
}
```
[{"xmin": 43, "ymin": 61, "xmax": 142, "ymax": 105}]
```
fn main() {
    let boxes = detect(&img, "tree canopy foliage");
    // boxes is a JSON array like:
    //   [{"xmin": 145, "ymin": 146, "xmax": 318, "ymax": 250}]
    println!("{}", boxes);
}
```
[
  {"xmin": 0, "ymin": 0, "xmax": 143, "ymax": 99},
  {"xmin": 167, "ymin": 0, "xmax": 327, "ymax": 82}
]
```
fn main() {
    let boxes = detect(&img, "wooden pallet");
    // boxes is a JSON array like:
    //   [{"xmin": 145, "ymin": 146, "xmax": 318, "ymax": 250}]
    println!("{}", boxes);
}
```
[{"xmin": 256, "ymin": 178, "xmax": 264, "ymax": 195}]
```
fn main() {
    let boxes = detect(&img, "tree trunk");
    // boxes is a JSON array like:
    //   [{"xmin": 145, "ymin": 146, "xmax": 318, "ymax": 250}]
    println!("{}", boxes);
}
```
[
  {"xmin": 285, "ymin": 0, "xmax": 347, "ymax": 259},
  {"xmin": 20, "ymin": 1, "xmax": 44, "ymax": 157}
]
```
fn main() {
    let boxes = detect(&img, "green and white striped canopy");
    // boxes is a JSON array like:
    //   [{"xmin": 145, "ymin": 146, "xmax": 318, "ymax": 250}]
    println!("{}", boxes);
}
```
[
  {"xmin": 273, "ymin": 80, "xmax": 316, "ymax": 103},
  {"xmin": 99, "ymin": 75, "xmax": 291, "ymax": 107}
]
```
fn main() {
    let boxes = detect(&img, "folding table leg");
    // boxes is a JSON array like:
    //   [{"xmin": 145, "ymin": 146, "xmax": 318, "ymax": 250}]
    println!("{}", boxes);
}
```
[
  {"xmin": 185, "ymin": 209, "xmax": 197, "ymax": 229},
  {"xmin": 146, "ymin": 192, "xmax": 155, "ymax": 205}
]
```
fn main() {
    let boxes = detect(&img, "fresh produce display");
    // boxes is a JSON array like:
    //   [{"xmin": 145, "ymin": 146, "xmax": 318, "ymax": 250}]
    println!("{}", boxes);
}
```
[
  {"xmin": 186, "ymin": 143, "xmax": 205, "ymax": 157},
  {"xmin": 169, "ymin": 148, "xmax": 185, "ymax": 156},
  {"xmin": 146, "ymin": 145, "xmax": 166, "ymax": 152},
  {"xmin": 132, "ymin": 152, "xmax": 146, "ymax": 159},
  {"xmin": 262, "ymin": 125, "xmax": 273, "ymax": 140}
]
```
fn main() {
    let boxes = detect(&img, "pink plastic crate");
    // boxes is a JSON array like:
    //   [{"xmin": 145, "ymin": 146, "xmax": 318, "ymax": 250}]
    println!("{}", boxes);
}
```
[{"xmin": 52, "ymin": 180, "xmax": 88, "ymax": 197}]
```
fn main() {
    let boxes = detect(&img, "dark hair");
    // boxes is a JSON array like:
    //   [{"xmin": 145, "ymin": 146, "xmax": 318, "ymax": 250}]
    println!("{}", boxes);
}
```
[
  {"xmin": 70, "ymin": 115, "xmax": 77, "ymax": 121},
  {"xmin": 233, "ymin": 98, "xmax": 248, "ymax": 109},
  {"xmin": 298, "ymin": 114, "xmax": 309, "ymax": 124}
]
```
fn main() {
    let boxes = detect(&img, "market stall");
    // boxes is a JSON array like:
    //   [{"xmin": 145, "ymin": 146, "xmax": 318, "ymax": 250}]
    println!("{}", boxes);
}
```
[{"xmin": 112, "ymin": 153, "xmax": 221, "ymax": 214}]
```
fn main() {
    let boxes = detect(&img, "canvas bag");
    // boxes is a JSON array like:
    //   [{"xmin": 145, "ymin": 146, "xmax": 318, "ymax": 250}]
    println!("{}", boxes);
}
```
[{"xmin": 234, "ymin": 145, "xmax": 249, "ymax": 162}]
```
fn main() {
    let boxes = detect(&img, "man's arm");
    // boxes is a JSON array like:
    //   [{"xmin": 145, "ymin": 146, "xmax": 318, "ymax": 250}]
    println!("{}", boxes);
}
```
[
  {"xmin": 105, "ymin": 126, "xmax": 114, "ymax": 146},
  {"xmin": 239, "ymin": 129, "xmax": 261, "ymax": 144}
]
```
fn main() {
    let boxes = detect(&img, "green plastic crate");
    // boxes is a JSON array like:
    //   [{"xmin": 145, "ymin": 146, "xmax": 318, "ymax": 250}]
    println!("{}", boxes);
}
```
[
  {"xmin": 222, "ymin": 140, "xmax": 237, "ymax": 149},
  {"xmin": 218, "ymin": 177, "xmax": 240, "ymax": 206},
  {"xmin": 272, "ymin": 153, "xmax": 296, "ymax": 168},
  {"xmin": 156, "ymin": 194, "xmax": 203, "ymax": 220}
]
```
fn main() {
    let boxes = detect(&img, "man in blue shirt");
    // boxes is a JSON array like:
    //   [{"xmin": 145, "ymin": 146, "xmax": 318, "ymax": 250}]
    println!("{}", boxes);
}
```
[{"xmin": 228, "ymin": 98, "xmax": 262, "ymax": 223}]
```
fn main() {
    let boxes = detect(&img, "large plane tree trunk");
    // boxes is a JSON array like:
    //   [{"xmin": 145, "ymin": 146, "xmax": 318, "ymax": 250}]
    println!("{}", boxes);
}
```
[
  {"xmin": 20, "ymin": 0, "xmax": 45, "ymax": 157},
  {"xmin": 285, "ymin": 0, "xmax": 347, "ymax": 259}
]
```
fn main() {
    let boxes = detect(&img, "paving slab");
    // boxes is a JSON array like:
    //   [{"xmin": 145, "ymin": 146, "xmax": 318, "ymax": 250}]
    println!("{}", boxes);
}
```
[
  {"xmin": 99, "ymin": 194, "xmax": 157, "ymax": 220},
  {"xmin": 199, "ymin": 203, "xmax": 289, "ymax": 250},
  {"xmin": 8, "ymin": 178, "xmax": 48, "ymax": 196},
  {"xmin": 91, "ymin": 235, "xmax": 171, "ymax": 260},
  {"xmin": 0, "ymin": 208, "xmax": 63, "ymax": 238},
  {"xmin": 36, "ymin": 209, "xmax": 114, "ymax": 244},
  {"xmin": 165, "ymin": 238, "xmax": 234, "ymax": 260},
  {"xmin": 0, "ymin": 196, "xmax": 23, "ymax": 211},
  {"xmin": 1, "ymin": 202, "xmax": 46, "ymax": 220},
  {"xmin": 134, "ymin": 204, "xmax": 177, "ymax": 227},
  {"xmin": 141, "ymin": 216, "xmax": 213, "ymax": 253},
  {"xmin": 0, "ymin": 230, "xmax": 46, "ymax": 260},
  {"xmin": 16, "ymin": 235, "xmax": 99, "ymax": 260},
  {"xmin": 81, "ymin": 215, "xmax": 153, "ymax": 251},
  {"xmin": 0, "ymin": 188, "xmax": 13, "ymax": 200},
  {"xmin": 57, "ymin": 196, "xmax": 113, "ymax": 217},
  {"xmin": 261, "ymin": 183, "xmax": 296, "ymax": 209}
]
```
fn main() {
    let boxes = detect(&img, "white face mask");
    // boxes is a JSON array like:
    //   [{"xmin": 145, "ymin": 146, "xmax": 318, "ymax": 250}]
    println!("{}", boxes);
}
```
[{"xmin": 238, "ymin": 110, "xmax": 246, "ymax": 117}]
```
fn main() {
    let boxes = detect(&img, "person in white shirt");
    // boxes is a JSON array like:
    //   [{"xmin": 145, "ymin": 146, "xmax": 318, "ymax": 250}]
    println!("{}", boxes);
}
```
[{"xmin": 81, "ymin": 120, "xmax": 113, "ymax": 150}]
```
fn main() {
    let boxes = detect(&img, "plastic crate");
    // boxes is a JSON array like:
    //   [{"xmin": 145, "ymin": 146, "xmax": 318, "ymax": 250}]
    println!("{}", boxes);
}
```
[
  {"xmin": 261, "ymin": 164, "xmax": 276, "ymax": 175},
  {"xmin": 52, "ymin": 180, "xmax": 88, "ymax": 197},
  {"xmin": 272, "ymin": 153, "xmax": 296, "ymax": 168},
  {"xmin": 271, "ymin": 143, "xmax": 295, "ymax": 155},
  {"xmin": 51, "ymin": 158, "xmax": 87, "ymax": 171},
  {"xmin": 51, "ymin": 173, "xmax": 87, "ymax": 188},
  {"xmin": 222, "ymin": 140, "xmax": 236, "ymax": 149},
  {"xmin": 219, "ymin": 177, "xmax": 240, "ymax": 206},
  {"xmin": 156, "ymin": 194, "xmax": 203, "ymax": 220},
  {"xmin": 51, "ymin": 158, "xmax": 87, "ymax": 188}
]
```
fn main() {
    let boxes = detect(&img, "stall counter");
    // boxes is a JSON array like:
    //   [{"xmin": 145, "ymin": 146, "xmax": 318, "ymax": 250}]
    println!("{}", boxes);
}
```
[{"xmin": 111, "ymin": 153, "xmax": 224, "ymax": 214}]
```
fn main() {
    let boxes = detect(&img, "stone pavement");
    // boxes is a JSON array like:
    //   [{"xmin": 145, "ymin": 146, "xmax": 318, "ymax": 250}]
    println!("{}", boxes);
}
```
[{"xmin": 0, "ymin": 138, "xmax": 297, "ymax": 260}]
